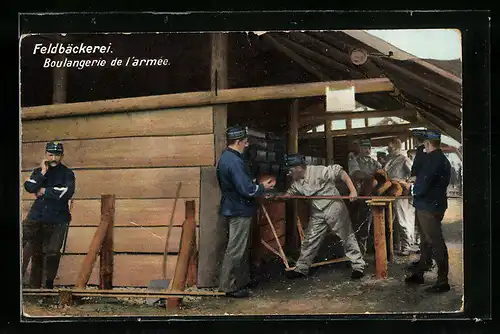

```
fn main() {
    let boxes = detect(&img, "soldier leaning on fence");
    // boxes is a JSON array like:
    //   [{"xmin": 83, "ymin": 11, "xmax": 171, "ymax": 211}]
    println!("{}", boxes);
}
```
[
  {"xmin": 347, "ymin": 138, "xmax": 382, "ymax": 255},
  {"xmin": 22, "ymin": 141, "xmax": 75, "ymax": 289},
  {"xmin": 276, "ymin": 153, "xmax": 366, "ymax": 280},
  {"xmin": 384, "ymin": 138, "xmax": 416, "ymax": 256},
  {"xmin": 405, "ymin": 130, "xmax": 452, "ymax": 293},
  {"xmin": 216, "ymin": 126, "xmax": 275, "ymax": 298}
]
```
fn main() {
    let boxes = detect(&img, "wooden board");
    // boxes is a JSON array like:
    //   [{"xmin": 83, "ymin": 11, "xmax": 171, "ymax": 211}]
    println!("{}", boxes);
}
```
[
  {"xmin": 53, "ymin": 254, "xmax": 178, "ymax": 287},
  {"xmin": 21, "ymin": 134, "xmax": 214, "ymax": 170},
  {"xmin": 63, "ymin": 226, "xmax": 199, "ymax": 254},
  {"xmin": 197, "ymin": 167, "xmax": 227, "ymax": 288},
  {"xmin": 22, "ymin": 198, "xmax": 200, "ymax": 227},
  {"xmin": 21, "ymin": 107, "xmax": 214, "ymax": 142},
  {"xmin": 21, "ymin": 167, "xmax": 200, "ymax": 200}
]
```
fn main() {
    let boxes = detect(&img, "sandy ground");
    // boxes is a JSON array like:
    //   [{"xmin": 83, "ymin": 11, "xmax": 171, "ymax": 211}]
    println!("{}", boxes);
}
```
[{"xmin": 22, "ymin": 219, "xmax": 463, "ymax": 318}]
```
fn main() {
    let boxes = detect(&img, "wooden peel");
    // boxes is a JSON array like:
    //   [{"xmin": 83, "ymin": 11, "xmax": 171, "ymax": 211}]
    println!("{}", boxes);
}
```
[{"xmin": 162, "ymin": 182, "xmax": 182, "ymax": 280}]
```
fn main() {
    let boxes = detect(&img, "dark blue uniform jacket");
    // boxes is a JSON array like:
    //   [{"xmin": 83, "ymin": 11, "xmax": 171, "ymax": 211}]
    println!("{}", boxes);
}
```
[
  {"xmin": 410, "ymin": 144, "xmax": 426, "ymax": 177},
  {"xmin": 24, "ymin": 163, "xmax": 75, "ymax": 224},
  {"xmin": 412, "ymin": 149, "xmax": 451, "ymax": 213},
  {"xmin": 217, "ymin": 148, "xmax": 265, "ymax": 217}
]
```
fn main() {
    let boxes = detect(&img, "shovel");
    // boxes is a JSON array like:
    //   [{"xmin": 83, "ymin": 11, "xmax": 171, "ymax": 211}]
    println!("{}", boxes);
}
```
[{"xmin": 147, "ymin": 182, "xmax": 182, "ymax": 306}]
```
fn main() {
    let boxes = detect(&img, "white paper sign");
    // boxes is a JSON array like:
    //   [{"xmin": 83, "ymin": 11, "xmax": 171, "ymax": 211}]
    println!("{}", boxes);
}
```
[{"xmin": 326, "ymin": 86, "xmax": 356, "ymax": 112}]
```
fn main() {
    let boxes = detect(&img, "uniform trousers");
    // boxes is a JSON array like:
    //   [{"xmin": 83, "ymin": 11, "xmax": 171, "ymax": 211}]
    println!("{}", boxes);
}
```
[
  {"xmin": 218, "ymin": 216, "xmax": 253, "ymax": 293},
  {"xmin": 294, "ymin": 201, "xmax": 366, "ymax": 275},
  {"xmin": 414, "ymin": 209, "xmax": 449, "ymax": 284},
  {"xmin": 22, "ymin": 219, "xmax": 68, "ymax": 288}
]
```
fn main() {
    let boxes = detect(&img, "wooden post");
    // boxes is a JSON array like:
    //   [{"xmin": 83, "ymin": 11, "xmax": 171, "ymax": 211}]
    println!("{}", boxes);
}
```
[
  {"xmin": 387, "ymin": 202, "xmax": 394, "ymax": 262},
  {"xmin": 286, "ymin": 99, "xmax": 300, "ymax": 255},
  {"xmin": 368, "ymin": 202, "xmax": 388, "ymax": 279},
  {"xmin": 99, "ymin": 195, "xmax": 115, "ymax": 290},
  {"xmin": 325, "ymin": 119, "xmax": 334, "ymax": 165},
  {"xmin": 186, "ymin": 231, "xmax": 198, "ymax": 288},
  {"xmin": 52, "ymin": 35, "xmax": 68, "ymax": 104},
  {"xmin": 211, "ymin": 32, "xmax": 228, "ymax": 164},
  {"xmin": 167, "ymin": 201, "xmax": 196, "ymax": 309},
  {"xmin": 75, "ymin": 194, "xmax": 115, "ymax": 289}
]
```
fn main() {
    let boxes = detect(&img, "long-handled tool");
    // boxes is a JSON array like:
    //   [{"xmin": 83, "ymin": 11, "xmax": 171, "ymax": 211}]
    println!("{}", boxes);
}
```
[{"xmin": 147, "ymin": 182, "xmax": 182, "ymax": 306}]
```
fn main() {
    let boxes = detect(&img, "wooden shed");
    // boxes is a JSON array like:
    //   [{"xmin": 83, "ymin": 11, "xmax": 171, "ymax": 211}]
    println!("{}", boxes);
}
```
[{"xmin": 20, "ymin": 30, "xmax": 462, "ymax": 289}]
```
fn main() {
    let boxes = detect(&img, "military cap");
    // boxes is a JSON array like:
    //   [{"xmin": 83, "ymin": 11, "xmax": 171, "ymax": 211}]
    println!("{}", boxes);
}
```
[
  {"xmin": 424, "ymin": 130, "xmax": 441, "ymax": 140},
  {"xmin": 284, "ymin": 153, "xmax": 306, "ymax": 167},
  {"xmin": 226, "ymin": 125, "xmax": 248, "ymax": 140},
  {"xmin": 376, "ymin": 151, "xmax": 387, "ymax": 157},
  {"xmin": 46, "ymin": 141, "xmax": 64, "ymax": 155},
  {"xmin": 411, "ymin": 129, "xmax": 427, "ymax": 138},
  {"xmin": 359, "ymin": 138, "xmax": 372, "ymax": 147}
]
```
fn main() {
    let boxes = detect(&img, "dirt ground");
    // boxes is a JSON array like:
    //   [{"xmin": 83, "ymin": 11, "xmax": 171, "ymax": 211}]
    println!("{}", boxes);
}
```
[{"xmin": 22, "ymin": 218, "xmax": 463, "ymax": 318}]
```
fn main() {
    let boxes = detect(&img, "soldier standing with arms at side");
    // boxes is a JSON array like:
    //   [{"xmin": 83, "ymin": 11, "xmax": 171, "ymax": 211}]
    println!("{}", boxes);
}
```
[
  {"xmin": 217, "ymin": 126, "xmax": 275, "ymax": 298},
  {"xmin": 405, "ymin": 130, "xmax": 452, "ymax": 293},
  {"xmin": 347, "ymin": 138, "xmax": 381, "ymax": 255},
  {"xmin": 384, "ymin": 138, "xmax": 416, "ymax": 256},
  {"xmin": 22, "ymin": 141, "xmax": 75, "ymax": 289}
]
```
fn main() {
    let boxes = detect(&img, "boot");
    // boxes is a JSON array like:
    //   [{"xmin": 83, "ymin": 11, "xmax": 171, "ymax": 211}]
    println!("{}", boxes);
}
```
[
  {"xmin": 285, "ymin": 270, "xmax": 307, "ymax": 279},
  {"xmin": 226, "ymin": 288, "xmax": 250, "ymax": 298},
  {"xmin": 425, "ymin": 283, "xmax": 451, "ymax": 293},
  {"xmin": 404, "ymin": 273, "xmax": 424, "ymax": 285}
]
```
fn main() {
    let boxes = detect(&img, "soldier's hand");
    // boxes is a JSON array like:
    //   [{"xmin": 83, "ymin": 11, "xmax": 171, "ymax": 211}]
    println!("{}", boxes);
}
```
[
  {"xmin": 262, "ymin": 179, "xmax": 275, "ymax": 190},
  {"xmin": 349, "ymin": 190, "xmax": 358, "ymax": 202},
  {"xmin": 36, "ymin": 187, "xmax": 46, "ymax": 197},
  {"xmin": 40, "ymin": 159, "xmax": 48, "ymax": 174},
  {"xmin": 264, "ymin": 193, "xmax": 276, "ymax": 200}
]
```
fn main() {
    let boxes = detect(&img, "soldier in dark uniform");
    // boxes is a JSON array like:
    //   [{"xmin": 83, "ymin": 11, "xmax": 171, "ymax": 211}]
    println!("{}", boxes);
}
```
[
  {"xmin": 22, "ymin": 141, "xmax": 75, "ymax": 289},
  {"xmin": 407, "ymin": 129, "xmax": 433, "ymax": 266},
  {"xmin": 217, "ymin": 126, "xmax": 275, "ymax": 298},
  {"xmin": 405, "ymin": 130, "xmax": 452, "ymax": 293}
]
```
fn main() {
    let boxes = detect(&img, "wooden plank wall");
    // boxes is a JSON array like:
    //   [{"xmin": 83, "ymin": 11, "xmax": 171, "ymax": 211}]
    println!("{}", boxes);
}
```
[{"xmin": 21, "ymin": 107, "xmax": 214, "ymax": 287}]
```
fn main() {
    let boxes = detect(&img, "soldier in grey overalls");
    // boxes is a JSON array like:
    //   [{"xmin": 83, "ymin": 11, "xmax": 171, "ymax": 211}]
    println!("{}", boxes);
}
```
[
  {"xmin": 283, "ymin": 154, "xmax": 366, "ymax": 280},
  {"xmin": 347, "ymin": 139, "xmax": 381, "ymax": 255}
]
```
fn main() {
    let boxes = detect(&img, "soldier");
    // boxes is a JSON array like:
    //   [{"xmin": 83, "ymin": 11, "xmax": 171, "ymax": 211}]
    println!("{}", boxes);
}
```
[
  {"xmin": 384, "ymin": 138, "xmax": 415, "ymax": 256},
  {"xmin": 407, "ymin": 130, "xmax": 434, "ymax": 266},
  {"xmin": 348, "ymin": 138, "xmax": 382, "ymax": 255},
  {"xmin": 279, "ymin": 154, "xmax": 366, "ymax": 280},
  {"xmin": 405, "ymin": 130, "xmax": 452, "ymax": 293},
  {"xmin": 217, "ymin": 126, "xmax": 275, "ymax": 298},
  {"xmin": 22, "ymin": 141, "xmax": 75, "ymax": 289},
  {"xmin": 376, "ymin": 151, "xmax": 388, "ymax": 168}
]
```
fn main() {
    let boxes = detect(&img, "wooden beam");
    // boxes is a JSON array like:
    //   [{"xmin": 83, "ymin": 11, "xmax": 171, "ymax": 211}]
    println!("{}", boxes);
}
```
[
  {"xmin": 167, "ymin": 201, "xmax": 196, "ymax": 309},
  {"xmin": 211, "ymin": 33, "xmax": 228, "ymax": 164},
  {"xmin": 22, "ymin": 78, "xmax": 394, "ymax": 121},
  {"xmin": 288, "ymin": 100, "xmax": 299, "ymax": 154},
  {"xmin": 286, "ymin": 100, "xmax": 300, "ymax": 254},
  {"xmin": 300, "ymin": 109, "xmax": 417, "ymax": 122},
  {"xmin": 325, "ymin": 120, "xmax": 334, "ymax": 165},
  {"xmin": 341, "ymin": 30, "xmax": 462, "ymax": 85},
  {"xmin": 75, "ymin": 195, "xmax": 114, "ymax": 289},
  {"xmin": 261, "ymin": 34, "xmax": 331, "ymax": 81},
  {"xmin": 99, "ymin": 195, "xmax": 115, "ymax": 290},
  {"xmin": 302, "ymin": 122, "xmax": 425, "ymax": 139},
  {"xmin": 417, "ymin": 110, "xmax": 462, "ymax": 143},
  {"xmin": 269, "ymin": 33, "xmax": 365, "ymax": 78}
]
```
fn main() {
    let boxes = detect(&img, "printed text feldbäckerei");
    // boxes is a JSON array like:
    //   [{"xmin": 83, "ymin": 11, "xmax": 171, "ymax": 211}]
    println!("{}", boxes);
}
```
[{"xmin": 33, "ymin": 43, "xmax": 113, "ymax": 55}]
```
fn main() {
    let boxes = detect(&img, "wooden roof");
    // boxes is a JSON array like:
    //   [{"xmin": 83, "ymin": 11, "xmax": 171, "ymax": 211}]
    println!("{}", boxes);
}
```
[{"xmin": 21, "ymin": 31, "xmax": 462, "ymax": 142}]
